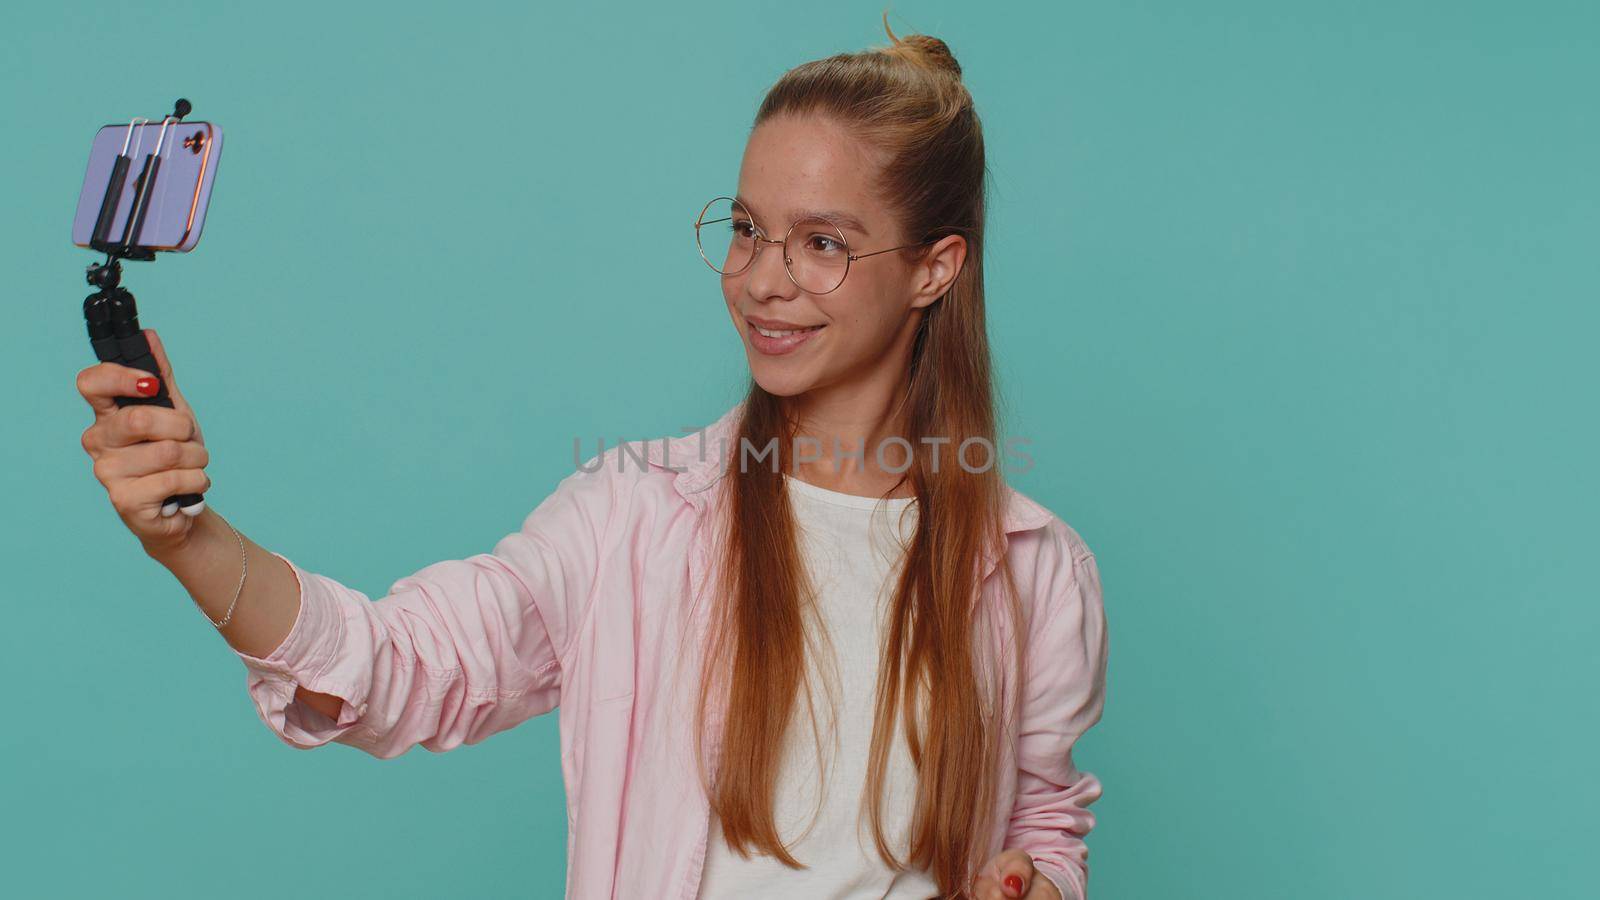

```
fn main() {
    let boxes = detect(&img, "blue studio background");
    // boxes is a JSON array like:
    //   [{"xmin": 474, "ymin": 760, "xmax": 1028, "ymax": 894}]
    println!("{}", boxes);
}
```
[{"xmin": 3, "ymin": 1, "xmax": 1595, "ymax": 897}]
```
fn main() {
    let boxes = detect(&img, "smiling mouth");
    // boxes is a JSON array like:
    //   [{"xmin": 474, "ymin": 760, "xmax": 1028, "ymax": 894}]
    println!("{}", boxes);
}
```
[
  {"xmin": 745, "ymin": 317, "xmax": 826, "ymax": 356},
  {"xmin": 752, "ymin": 323, "xmax": 825, "ymax": 338}
]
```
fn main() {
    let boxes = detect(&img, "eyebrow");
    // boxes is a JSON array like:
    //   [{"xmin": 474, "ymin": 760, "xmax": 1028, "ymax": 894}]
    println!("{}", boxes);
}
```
[{"xmin": 733, "ymin": 195, "xmax": 871, "ymax": 237}]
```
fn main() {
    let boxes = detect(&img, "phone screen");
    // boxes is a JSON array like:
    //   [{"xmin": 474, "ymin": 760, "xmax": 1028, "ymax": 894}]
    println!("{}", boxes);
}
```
[{"xmin": 72, "ymin": 121, "xmax": 223, "ymax": 253}]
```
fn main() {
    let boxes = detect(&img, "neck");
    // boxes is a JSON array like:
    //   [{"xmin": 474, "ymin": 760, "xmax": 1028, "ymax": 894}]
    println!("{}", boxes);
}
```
[{"xmin": 782, "ymin": 388, "xmax": 916, "ymax": 498}]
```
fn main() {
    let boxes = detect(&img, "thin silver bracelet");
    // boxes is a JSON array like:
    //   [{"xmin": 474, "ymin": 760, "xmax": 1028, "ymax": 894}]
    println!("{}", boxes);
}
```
[{"xmin": 207, "ymin": 517, "xmax": 248, "ymax": 629}]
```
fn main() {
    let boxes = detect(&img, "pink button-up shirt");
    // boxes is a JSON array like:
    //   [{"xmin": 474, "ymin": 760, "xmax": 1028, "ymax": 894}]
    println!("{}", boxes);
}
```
[{"xmin": 233, "ymin": 400, "xmax": 1109, "ymax": 900}]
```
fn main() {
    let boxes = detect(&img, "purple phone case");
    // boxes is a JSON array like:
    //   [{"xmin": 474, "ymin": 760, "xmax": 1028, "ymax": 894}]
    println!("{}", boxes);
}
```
[{"xmin": 72, "ymin": 121, "xmax": 223, "ymax": 252}]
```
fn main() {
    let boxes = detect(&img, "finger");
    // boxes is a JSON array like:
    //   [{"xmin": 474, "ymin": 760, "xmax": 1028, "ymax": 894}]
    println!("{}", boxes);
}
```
[
  {"xmin": 972, "ymin": 849, "xmax": 1035, "ymax": 900},
  {"xmin": 142, "ymin": 328, "xmax": 190, "ymax": 411},
  {"xmin": 76, "ymin": 361, "xmax": 163, "ymax": 418},
  {"xmin": 134, "ymin": 332, "xmax": 206, "ymax": 446},
  {"xmin": 112, "ymin": 467, "xmax": 211, "ymax": 520},
  {"xmin": 128, "ymin": 499, "xmax": 200, "ymax": 547},
  {"xmin": 92, "ymin": 439, "xmax": 210, "ymax": 483},
  {"xmin": 101, "ymin": 403, "xmax": 198, "ymax": 449},
  {"xmin": 996, "ymin": 850, "xmax": 1036, "ymax": 899}
]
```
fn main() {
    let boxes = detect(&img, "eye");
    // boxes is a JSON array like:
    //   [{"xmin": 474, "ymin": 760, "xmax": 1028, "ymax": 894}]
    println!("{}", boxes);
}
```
[
  {"xmin": 729, "ymin": 219, "xmax": 758, "ymax": 240},
  {"xmin": 803, "ymin": 233, "xmax": 845, "ymax": 254}
]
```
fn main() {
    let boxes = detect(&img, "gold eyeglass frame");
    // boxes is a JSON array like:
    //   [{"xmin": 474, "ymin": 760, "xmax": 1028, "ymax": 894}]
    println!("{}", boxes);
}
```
[{"xmin": 694, "ymin": 195, "xmax": 937, "ymax": 295}]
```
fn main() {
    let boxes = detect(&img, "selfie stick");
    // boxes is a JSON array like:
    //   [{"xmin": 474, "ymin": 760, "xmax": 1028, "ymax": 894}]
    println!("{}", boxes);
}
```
[{"xmin": 82, "ymin": 98, "xmax": 205, "ymax": 518}]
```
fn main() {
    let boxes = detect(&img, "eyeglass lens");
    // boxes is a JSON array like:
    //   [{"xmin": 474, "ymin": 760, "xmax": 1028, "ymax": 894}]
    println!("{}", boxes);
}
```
[{"xmin": 696, "ymin": 197, "xmax": 851, "ymax": 294}]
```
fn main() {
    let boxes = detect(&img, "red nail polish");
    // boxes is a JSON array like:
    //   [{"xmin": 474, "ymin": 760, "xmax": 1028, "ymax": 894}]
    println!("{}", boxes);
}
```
[
  {"xmin": 1003, "ymin": 873, "xmax": 1024, "ymax": 896},
  {"xmin": 135, "ymin": 376, "xmax": 159, "ymax": 397}
]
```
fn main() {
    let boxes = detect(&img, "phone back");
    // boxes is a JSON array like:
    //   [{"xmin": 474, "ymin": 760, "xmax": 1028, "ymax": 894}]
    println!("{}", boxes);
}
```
[{"xmin": 72, "ymin": 121, "xmax": 223, "ymax": 253}]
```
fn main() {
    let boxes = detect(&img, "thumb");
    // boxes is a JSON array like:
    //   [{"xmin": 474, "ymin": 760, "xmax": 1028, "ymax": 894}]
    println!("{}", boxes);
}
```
[
  {"xmin": 983, "ymin": 849, "xmax": 1038, "ymax": 899},
  {"xmin": 142, "ymin": 328, "xmax": 189, "ymax": 410}
]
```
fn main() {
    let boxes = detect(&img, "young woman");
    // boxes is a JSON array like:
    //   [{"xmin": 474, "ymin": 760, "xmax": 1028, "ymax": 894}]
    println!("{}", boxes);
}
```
[{"xmin": 76, "ymin": 21, "xmax": 1108, "ymax": 900}]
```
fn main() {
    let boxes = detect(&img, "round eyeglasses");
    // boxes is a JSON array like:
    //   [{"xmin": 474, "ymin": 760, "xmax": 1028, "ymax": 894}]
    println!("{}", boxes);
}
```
[{"xmin": 694, "ymin": 196, "xmax": 937, "ymax": 295}]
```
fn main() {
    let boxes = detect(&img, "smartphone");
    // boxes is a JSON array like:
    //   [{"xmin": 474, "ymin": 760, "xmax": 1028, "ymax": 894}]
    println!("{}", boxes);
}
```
[{"xmin": 71, "ymin": 120, "xmax": 223, "ymax": 253}]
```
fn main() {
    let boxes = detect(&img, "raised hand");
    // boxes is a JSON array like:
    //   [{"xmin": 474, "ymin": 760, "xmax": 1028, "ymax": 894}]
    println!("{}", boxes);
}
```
[{"xmin": 77, "ymin": 327, "xmax": 211, "ymax": 560}]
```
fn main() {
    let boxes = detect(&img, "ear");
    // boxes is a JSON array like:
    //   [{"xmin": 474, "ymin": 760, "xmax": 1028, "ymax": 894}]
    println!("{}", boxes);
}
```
[{"xmin": 909, "ymin": 233, "xmax": 967, "ymax": 310}]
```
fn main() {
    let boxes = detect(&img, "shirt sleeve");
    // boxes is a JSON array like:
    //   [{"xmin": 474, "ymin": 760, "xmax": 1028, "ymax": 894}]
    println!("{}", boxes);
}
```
[
  {"xmin": 1007, "ymin": 545, "xmax": 1109, "ymax": 900},
  {"xmin": 231, "ymin": 460, "xmax": 616, "ymax": 759}
]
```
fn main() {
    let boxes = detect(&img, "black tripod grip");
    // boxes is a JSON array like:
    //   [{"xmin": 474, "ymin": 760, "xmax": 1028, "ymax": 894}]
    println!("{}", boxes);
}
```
[
  {"xmin": 85, "ymin": 289, "xmax": 206, "ymax": 515},
  {"xmin": 113, "ymin": 332, "xmax": 205, "ymax": 515}
]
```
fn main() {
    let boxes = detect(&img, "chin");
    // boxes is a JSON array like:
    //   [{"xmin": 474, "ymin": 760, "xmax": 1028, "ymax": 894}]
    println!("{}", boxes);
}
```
[{"xmin": 747, "ymin": 362, "xmax": 817, "ymax": 398}]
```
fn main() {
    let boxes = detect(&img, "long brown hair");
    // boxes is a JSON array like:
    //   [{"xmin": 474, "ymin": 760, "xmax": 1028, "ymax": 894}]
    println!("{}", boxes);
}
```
[{"xmin": 692, "ymin": 15, "xmax": 1025, "ymax": 896}]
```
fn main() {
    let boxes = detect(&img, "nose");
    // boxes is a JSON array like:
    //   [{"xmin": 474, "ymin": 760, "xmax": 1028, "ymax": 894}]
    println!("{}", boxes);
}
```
[{"xmin": 745, "ymin": 237, "xmax": 801, "ymax": 302}]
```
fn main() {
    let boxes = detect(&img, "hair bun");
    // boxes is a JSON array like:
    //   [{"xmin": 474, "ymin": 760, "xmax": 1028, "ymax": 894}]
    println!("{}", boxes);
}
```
[
  {"xmin": 902, "ymin": 34, "xmax": 961, "ymax": 77},
  {"xmin": 882, "ymin": 17, "xmax": 963, "ymax": 78}
]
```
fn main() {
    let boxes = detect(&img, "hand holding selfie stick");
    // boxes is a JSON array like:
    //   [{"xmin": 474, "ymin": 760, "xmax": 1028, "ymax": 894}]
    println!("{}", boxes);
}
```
[{"xmin": 78, "ymin": 98, "xmax": 218, "ymax": 518}]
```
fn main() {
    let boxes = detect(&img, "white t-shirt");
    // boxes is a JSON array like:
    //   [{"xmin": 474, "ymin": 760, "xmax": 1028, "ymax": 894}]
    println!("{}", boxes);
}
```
[{"xmin": 695, "ymin": 474, "xmax": 938, "ymax": 900}]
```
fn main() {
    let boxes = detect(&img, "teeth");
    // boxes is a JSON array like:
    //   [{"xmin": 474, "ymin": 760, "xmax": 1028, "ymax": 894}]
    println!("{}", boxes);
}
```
[{"xmin": 754, "ymin": 324, "xmax": 821, "ymax": 338}]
